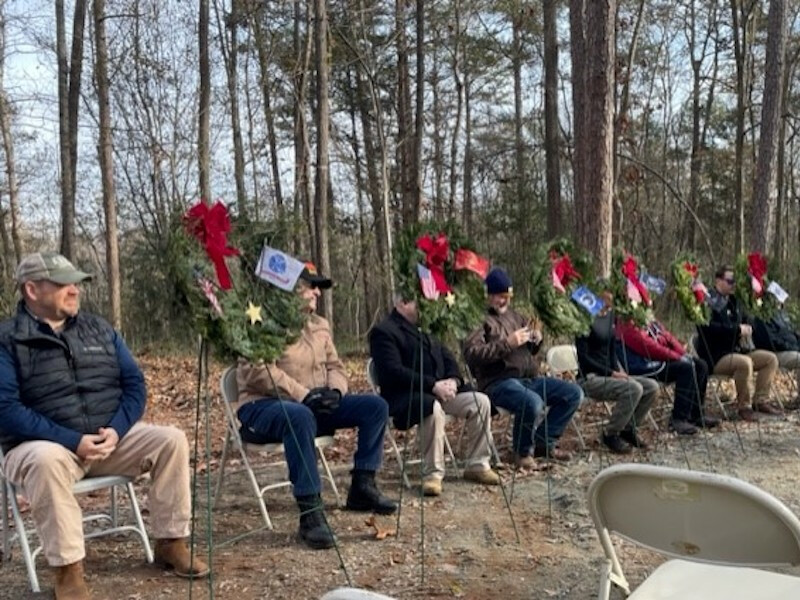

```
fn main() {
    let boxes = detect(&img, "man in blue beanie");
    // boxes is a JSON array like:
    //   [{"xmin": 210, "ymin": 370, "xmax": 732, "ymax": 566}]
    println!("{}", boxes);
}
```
[{"xmin": 464, "ymin": 267, "xmax": 583, "ymax": 466}]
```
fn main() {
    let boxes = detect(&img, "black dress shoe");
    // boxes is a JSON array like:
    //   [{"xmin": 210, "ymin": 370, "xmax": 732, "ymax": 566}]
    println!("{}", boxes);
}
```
[
  {"xmin": 619, "ymin": 429, "xmax": 649, "ymax": 450},
  {"xmin": 601, "ymin": 433, "xmax": 633, "ymax": 454},
  {"xmin": 690, "ymin": 415, "xmax": 720, "ymax": 429},
  {"xmin": 669, "ymin": 419, "xmax": 699, "ymax": 435}
]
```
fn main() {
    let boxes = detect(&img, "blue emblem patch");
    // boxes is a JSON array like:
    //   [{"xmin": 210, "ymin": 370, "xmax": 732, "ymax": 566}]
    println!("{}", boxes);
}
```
[{"xmin": 268, "ymin": 254, "xmax": 287, "ymax": 274}]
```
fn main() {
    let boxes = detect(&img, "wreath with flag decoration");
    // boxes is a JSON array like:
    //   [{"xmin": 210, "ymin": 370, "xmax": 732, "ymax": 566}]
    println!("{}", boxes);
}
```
[
  {"xmin": 734, "ymin": 252, "xmax": 777, "ymax": 320},
  {"xmin": 530, "ymin": 239, "xmax": 595, "ymax": 337},
  {"xmin": 168, "ymin": 201, "xmax": 305, "ymax": 363},
  {"xmin": 610, "ymin": 249, "xmax": 653, "ymax": 326},
  {"xmin": 393, "ymin": 221, "xmax": 488, "ymax": 340},
  {"xmin": 670, "ymin": 253, "xmax": 711, "ymax": 325}
]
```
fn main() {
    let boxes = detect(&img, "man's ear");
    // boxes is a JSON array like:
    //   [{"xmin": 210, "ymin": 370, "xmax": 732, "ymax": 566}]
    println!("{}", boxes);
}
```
[{"xmin": 22, "ymin": 281, "xmax": 38, "ymax": 302}]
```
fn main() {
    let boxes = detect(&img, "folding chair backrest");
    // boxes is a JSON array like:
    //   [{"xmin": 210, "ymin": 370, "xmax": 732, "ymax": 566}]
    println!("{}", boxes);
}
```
[
  {"xmin": 545, "ymin": 344, "xmax": 579, "ymax": 375},
  {"xmin": 221, "ymin": 366, "xmax": 239, "ymax": 406},
  {"xmin": 588, "ymin": 463, "xmax": 800, "ymax": 567}
]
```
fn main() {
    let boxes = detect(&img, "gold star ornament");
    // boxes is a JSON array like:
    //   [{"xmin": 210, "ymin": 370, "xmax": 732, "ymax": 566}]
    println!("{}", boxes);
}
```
[
  {"xmin": 444, "ymin": 292, "xmax": 456, "ymax": 307},
  {"xmin": 245, "ymin": 302, "xmax": 263, "ymax": 325}
]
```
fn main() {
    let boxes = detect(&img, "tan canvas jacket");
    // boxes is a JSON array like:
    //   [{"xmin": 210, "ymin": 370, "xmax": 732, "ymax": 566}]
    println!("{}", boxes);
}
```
[{"xmin": 236, "ymin": 314, "xmax": 348, "ymax": 405}]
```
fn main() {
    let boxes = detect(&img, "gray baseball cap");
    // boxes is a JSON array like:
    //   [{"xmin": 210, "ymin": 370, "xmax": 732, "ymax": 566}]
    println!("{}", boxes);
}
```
[{"xmin": 15, "ymin": 252, "xmax": 93, "ymax": 285}]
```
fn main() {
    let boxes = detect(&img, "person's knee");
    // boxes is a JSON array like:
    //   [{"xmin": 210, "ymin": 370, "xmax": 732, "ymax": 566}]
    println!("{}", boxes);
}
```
[
  {"xmin": 287, "ymin": 403, "xmax": 317, "ymax": 434},
  {"xmin": 739, "ymin": 356, "xmax": 754, "ymax": 377},
  {"xmin": 19, "ymin": 444, "xmax": 75, "ymax": 483}
]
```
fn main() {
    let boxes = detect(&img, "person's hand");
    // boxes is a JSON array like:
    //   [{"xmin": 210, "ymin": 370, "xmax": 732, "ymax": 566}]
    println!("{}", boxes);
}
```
[
  {"xmin": 303, "ymin": 387, "xmax": 341, "ymax": 415},
  {"xmin": 95, "ymin": 427, "xmax": 119, "ymax": 457},
  {"xmin": 507, "ymin": 327, "xmax": 531, "ymax": 349},
  {"xmin": 432, "ymin": 379, "xmax": 457, "ymax": 402},
  {"xmin": 739, "ymin": 324, "xmax": 752, "ymax": 337},
  {"xmin": 76, "ymin": 431, "xmax": 116, "ymax": 462},
  {"xmin": 529, "ymin": 328, "xmax": 543, "ymax": 345},
  {"xmin": 611, "ymin": 370, "xmax": 629, "ymax": 380}
]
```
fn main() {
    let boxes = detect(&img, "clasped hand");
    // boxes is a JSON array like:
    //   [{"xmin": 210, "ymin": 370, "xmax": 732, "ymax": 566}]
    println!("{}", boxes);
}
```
[
  {"xmin": 303, "ymin": 386, "xmax": 342, "ymax": 415},
  {"xmin": 507, "ymin": 326, "xmax": 542, "ymax": 349},
  {"xmin": 432, "ymin": 378, "xmax": 458, "ymax": 402},
  {"xmin": 77, "ymin": 427, "xmax": 119, "ymax": 462}
]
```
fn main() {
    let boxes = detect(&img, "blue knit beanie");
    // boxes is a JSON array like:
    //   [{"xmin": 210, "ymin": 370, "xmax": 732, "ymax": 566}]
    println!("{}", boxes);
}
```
[{"xmin": 485, "ymin": 267, "xmax": 513, "ymax": 295}]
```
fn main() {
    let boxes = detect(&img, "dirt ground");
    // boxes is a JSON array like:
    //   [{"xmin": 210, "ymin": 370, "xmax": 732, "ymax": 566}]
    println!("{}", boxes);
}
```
[{"xmin": 3, "ymin": 354, "xmax": 800, "ymax": 599}]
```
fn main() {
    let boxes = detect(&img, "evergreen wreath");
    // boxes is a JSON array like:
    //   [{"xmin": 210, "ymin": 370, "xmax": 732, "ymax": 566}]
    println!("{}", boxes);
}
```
[
  {"xmin": 734, "ymin": 252, "xmax": 777, "ymax": 320},
  {"xmin": 530, "ymin": 238, "xmax": 594, "ymax": 337},
  {"xmin": 610, "ymin": 249, "xmax": 652, "ymax": 326},
  {"xmin": 168, "ymin": 202, "xmax": 305, "ymax": 363},
  {"xmin": 393, "ymin": 221, "xmax": 488, "ymax": 340},
  {"xmin": 670, "ymin": 253, "xmax": 711, "ymax": 325}
]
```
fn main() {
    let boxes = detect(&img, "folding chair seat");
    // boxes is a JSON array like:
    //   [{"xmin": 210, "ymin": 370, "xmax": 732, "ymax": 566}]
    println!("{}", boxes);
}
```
[
  {"xmin": 1, "ymin": 453, "xmax": 153, "ymax": 593},
  {"xmin": 214, "ymin": 366, "xmax": 340, "ymax": 530},
  {"xmin": 365, "ymin": 359, "xmax": 460, "ymax": 488},
  {"xmin": 321, "ymin": 587, "xmax": 397, "ymax": 599},
  {"xmin": 588, "ymin": 463, "xmax": 800, "ymax": 599}
]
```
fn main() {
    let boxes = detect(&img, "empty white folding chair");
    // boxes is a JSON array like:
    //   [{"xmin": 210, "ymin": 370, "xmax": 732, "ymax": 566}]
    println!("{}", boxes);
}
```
[
  {"xmin": 214, "ymin": 366, "xmax": 340, "ymax": 530},
  {"xmin": 1, "ymin": 454, "xmax": 153, "ymax": 593},
  {"xmin": 588, "ymin": 463, "xmax": 800, "ymax": 599},
  {"xmin": 321, "ymin": 587, "xmax": 397, "ymax": 600}
]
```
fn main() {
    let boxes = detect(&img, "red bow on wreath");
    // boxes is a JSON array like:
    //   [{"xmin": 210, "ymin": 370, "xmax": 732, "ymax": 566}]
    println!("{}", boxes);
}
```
[
  {"xmin": 747, "ymin": 252, "xmax": 767, "ymax": 297},
  {"xmin": 549, "ymin": 251, "xmax": 581, "ymax": 294},
  {"xmin": 416, "ymin": 233, "xmax": 452, "ymax": 294},
  {"xmin": 621, "ymin": 254, "xmax": 651, "ymax": 306},
  {"xmin": 683, "ymin": 262, "xmax": 707, "ymax": 303},
  {"xmin": 185, "ymin": 200, "xmax": 240, "ymax": 290}
]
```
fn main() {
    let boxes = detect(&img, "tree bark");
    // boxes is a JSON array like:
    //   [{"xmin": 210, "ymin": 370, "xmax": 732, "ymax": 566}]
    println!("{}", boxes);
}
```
[
  {"xmin": 293, "ymin": 0, "xmax": 313, "ymax": 254},
  {"xmin": 314, "ymin": 0, "xmax": 332, "ymax": 325},
  {"xmin": 93, "ymin": 0, "xmax": 121, "ymax": 328},
  {"xmin": 751, "ymin": 0, "xmax": 786, "ymax": 253},
  {"xmin": 543, "ymin": 0, "xmax": 561, "ymax": 238},
  {"xmin": 198, "ymin": 0, "xmax": 211, "ymax": 203},
  {"xmin": 0, "ymin": 4, "xmax": 21, "ymax": 263}
]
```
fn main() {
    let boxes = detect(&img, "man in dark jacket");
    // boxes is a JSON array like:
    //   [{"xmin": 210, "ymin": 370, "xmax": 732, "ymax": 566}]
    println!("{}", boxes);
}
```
[
  {"xmin": 0, "ymin": 253, "xmax": 208, "ymax": 600},
  {"xmin": 753, "ymin": 304, "xmax": 800, "ymax": 400},
  {"xmin": 575, "ymin": 291, "xmax": 659, "ymax": 453},
  {"xmin": 695, "ymin": 265, "xmax": 779, "ymax": 421},
  {"xmin": 463, "ymin": 268, "xmax": 582, "ymax": 467},
  {"xmin": 369, "ymin": 297, "xmax": 500, "ymax": 497}
]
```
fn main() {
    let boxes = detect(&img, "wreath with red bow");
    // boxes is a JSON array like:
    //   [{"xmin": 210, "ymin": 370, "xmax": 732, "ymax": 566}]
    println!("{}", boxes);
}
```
[
  {"xmin": 393, "ymin": 221, "xmax": 488, "ymax": 340},
  {"xmin": 530, "ymin": 239, "xmax": 595, "ymax": 337},
  {"xmin": 734, "ymin": 252, "xmax": 777, "ymax": 320},
  {"xmin": 168, "ymin": 201, "xmax": 305, "ymax": 362},
  {"xmin": 670, "ymin": 253, "xmax": 711, "ymax": 325},
  {"xmin": 610, "ymin": 249, "xmax": 653, "ymax": 326}
]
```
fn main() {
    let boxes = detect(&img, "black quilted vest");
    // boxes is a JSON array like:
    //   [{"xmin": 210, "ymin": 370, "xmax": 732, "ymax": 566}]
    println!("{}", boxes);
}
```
[{"xmin": 0, "ymin": 303, "xmax": 122, "ymax": 452}]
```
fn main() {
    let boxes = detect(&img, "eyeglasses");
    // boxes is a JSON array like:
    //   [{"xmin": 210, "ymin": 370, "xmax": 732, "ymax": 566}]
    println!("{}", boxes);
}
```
[{"xmin": 724, "ymin": 278, "xmax": 735, "ymax": 285}]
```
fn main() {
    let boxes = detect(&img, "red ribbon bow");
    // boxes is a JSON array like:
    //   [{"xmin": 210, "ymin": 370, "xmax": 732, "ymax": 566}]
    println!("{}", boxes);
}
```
[
  {"xmin": 683, "ymin": 261, "xmax": 698, "ymax": 279},
  {"xmin": 621, "ymin": 254, "xmax": 651, "ymax": 306},
  {"xmin": 747, "ymin": 253, "xmax": 767, "ymax": 297},
  {"xmin": 416, "ymin": 233, "xmax": 452, "ymax": 293},
  {"xmin": 550, "ymin": 251, "xmax": 581, "ymax": 293},
  {"xmin": 454, "ymin": 248, "xmax": 489, "ymax": 279},
  {"xmin": 185, "ymin": 200, "xmax": 240, "ymax": 290}
]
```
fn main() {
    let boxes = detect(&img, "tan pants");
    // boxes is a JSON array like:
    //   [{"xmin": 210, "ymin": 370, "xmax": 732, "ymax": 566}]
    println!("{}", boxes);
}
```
[
  {"xmin": 3, "ymin": 423, "xmax": 191, "ymax": 566},
  {"xmin": 418, "ymin": 391, "xmax": 493, "ymax": 481},
  {"xmin": 713, "ymin": 350, "xmax": 778, "ymax": 408}
]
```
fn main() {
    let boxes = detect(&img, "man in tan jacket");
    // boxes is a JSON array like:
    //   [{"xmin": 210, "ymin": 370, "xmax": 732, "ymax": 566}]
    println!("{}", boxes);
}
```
[{"xmin": 236, "ymin": 263, "xmax": 395, "ymax": 550}]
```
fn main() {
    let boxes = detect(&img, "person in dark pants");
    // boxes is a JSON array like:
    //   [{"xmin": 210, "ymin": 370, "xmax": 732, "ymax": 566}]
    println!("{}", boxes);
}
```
[
  {"xmin": 464, "ymin": 268, "xmax": 583, "ymax": 467},
  {"xmin": 617, "ymin": 317, "xmax": 717, "ymax": 434},
  {"xmin": 753, "ymin": 305, "xmax": 800, "ymax": 405},
  {"xmin": 236, "ymin": 262, "xmax": 396, "ymax": 550}
]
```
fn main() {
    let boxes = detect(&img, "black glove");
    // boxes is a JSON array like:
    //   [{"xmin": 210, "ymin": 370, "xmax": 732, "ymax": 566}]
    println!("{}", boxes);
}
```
[{"xmin": 302, "ymin": 386, "xmax": 341, "ymax": 416}]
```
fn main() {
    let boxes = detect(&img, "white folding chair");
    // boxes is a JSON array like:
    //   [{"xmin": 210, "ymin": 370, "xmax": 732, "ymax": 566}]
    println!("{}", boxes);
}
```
[
  {"xmin": 214, "ymin": 366, "xmax": 340, "ymax": 530},
  {"xmin": 588, "ymin": 463, "xmax": 800, "ymax": 599},
  {"xmin": 365, "ymin": 359, "xmax": 459, "ymax": 488},
  {"xmin": 1, "ymin": 451, "xmax": 153, "ymax": 593},
  {"xmin": 321, "ymin": 587, "xmax": 397, "ymax": 600}
]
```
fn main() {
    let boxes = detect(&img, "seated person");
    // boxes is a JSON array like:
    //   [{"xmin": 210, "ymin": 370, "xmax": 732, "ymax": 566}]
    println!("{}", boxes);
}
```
[
  {"xmin": 575, "ymin": 290, "xmax": 659, "ymax": 454},
  {"xmin": 0, "ymin": 252, "xmax": 208, "ymax": 600},
  {"xmin": 753, "ymin": 303, "xmax": 800, "ymax": 402},
  {"xmin": 695, "ymin": 265, "xmax": 780, "ymax": 421},
  {"xmin": 617, "ymin": 316, "xmax": 717, "ymax": 434},
  {"xmin": 236, "ymin": 263, "xmax": 396, "ymax": 550},
  {"xmin": 463, "ymin": 268, "xmax": 583, "ymax": 466},
  {"xmin": 369, "ymin": 295, "xmax": 501, "ymax": 497}
]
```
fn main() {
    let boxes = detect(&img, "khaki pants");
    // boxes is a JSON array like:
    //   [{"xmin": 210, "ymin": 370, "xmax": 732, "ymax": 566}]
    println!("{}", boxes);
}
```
[
  {"xmin": 418, "ymin": 391, "xmax": 493, "ymax": 481},
  {"xmin": 713, "ymin": 350, "xmax": 778, "ymax": 408},
  {"xmin": 3, "ymin": 423, "xmax": 191, "ymax": 566},
  {"xmin": 580, "ymin": 375, "xmax": 659, "ymax": 435}
]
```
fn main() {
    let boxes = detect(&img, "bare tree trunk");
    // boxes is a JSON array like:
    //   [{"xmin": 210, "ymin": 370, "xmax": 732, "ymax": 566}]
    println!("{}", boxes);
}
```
[
  {"xmin": 396, "ymin": 0, "xmax": 414, "ymax": 225},
  {"xmin": 93, "ymin": 0, "xmax": 121, "ymax": 328},
  {"xmin": 57, "ymin": 0, "xmax": 87, "ymax": 260},
  {"xmin": 294, "ymin": 0, "xmax": 313, "ymax": 254},
  {"xmin": 314, "ymin": 0, "xmax": 332, "ymax": 325},
  {"xmin": 463, "ymin": 74, "xmax": 474, "ymax": 237},
  {"xmin": 0, "ymin": 3, "xmax": 21, "ymax": 263},
  {"xmin": 413, "ymin": 0, "xmax": 424, "ymax": 221},
  {"xmin": 198, "ymin": 0, "xmax": 211, "ymax": 202},
  {"xmin": 543, "ymin": 0, "xmax": 561, "ymax": 238},
  {"xmin": 216, "ymin": 0, "xmax": 247, "ymax": 216},
  {"xmin": 751, "ymin": 0, "xmax": 786, "ymax": 253},
  {"xmin": 569, "ymin": 0, "xmax": 587, "ymax": 249},
  {"xmin": 512, "ymin": 8, "xmax": 526, "ymax": 240},
  {"xmin": 730, "ymin": 0, "xmax": 753, "ymax": 253},
  {"xmin": 448, "ymin": 0, "xmax": 463, "ymax": 218}
]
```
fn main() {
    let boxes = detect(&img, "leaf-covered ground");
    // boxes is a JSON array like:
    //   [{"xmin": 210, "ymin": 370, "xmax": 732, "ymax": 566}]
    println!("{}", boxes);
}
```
[{"xmin": 3, "ymin": 354, "xmax": 800, "ymax": 599}]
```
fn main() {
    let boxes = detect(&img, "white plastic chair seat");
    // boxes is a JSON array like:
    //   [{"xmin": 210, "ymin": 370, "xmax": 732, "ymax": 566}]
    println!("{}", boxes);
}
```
[
  {"xmin": 321, "ymin": 587, "xmax": 397, "ymax": 600},
  {"xmin": 629, "ymin": 559, "xmax": 800, "ymax": 599}
]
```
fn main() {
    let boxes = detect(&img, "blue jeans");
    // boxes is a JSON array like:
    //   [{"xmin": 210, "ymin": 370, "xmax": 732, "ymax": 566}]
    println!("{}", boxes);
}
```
[
  {"xmin": 487, "ymin": 377, "xmax": 583, "ymax": 455},
  {"xmin": 237, "ymin": 394, "xmax": 388, "ymax": 497}
]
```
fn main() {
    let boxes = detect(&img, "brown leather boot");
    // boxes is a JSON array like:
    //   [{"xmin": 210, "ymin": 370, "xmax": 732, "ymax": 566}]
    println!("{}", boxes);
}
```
[
  {"xmin": 154, "ymin": 538, "xmax": 210, "ymax": 578},
  {"xmin": 54, "ymin": 560, "xmax": 91, "ymax": 600}
]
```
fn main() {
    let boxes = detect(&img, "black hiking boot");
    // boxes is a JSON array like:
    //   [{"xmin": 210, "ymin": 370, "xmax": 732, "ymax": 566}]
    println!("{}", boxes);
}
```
[
  {"xmin": 296, "ymin": 494, "xmax": 335, "ymax": 550},
  {"xmin": 601, "ymin": 433, "xmax": 633, "ymax": 455},
  {"xmin": 345, "ymin": 469, "xmax": 397, "ymax": 515}
]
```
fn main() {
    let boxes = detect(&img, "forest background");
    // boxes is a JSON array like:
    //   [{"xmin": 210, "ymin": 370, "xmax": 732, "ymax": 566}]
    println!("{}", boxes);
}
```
[{"xmin": 0, "ymin": 0, "xmax": 796, "ymax": 352}]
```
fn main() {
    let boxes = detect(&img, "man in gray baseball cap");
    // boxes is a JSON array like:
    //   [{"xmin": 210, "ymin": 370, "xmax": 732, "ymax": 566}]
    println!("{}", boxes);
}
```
[{"xmin": 15, "ymin": 251, "xmax": 93, "ymax": 286}]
